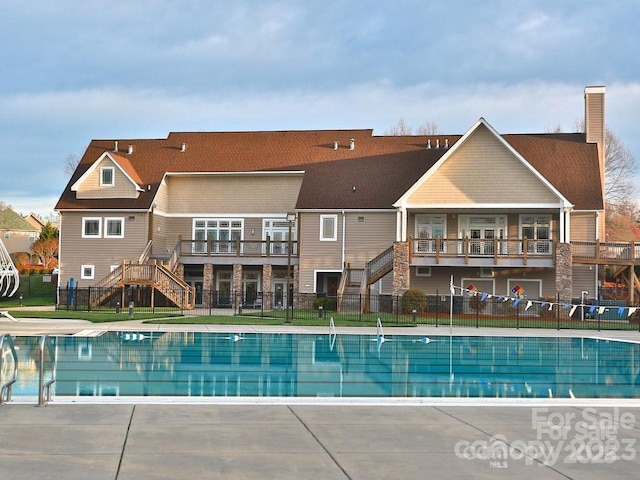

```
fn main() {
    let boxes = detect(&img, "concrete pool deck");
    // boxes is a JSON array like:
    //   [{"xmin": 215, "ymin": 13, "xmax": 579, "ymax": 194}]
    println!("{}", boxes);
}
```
[
  {"xmin": 2, "ymin": 402, "xmax": 640, "ymax": 479},
  {"xmin": 2, "ymin": 315, "xmax": 640, "ymax": 479}
]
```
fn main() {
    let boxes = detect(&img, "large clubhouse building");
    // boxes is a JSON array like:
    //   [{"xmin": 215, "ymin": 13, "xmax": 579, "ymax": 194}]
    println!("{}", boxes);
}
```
[{"xmin": 56, "ymin": 86, "xmax": 632, "ymax": 311}]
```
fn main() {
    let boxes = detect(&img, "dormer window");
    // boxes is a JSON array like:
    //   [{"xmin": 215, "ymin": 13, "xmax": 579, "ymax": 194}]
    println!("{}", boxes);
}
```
[{"xmin": 100, "ymin": 166, "xmax": 114, "ymax": 186}]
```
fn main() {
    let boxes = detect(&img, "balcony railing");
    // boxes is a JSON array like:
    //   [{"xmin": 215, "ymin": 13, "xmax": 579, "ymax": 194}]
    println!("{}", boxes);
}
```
[
  {"xmin": 572, "ymin": 241, "xmax": 640, "ymax": 263},
  {"xmin": 411, "ymin": 237, "xmax": 553, "ymax": 264},
  {"xmin": 180, "ymin": 238, "xmax": 298, "ymax": 257}
]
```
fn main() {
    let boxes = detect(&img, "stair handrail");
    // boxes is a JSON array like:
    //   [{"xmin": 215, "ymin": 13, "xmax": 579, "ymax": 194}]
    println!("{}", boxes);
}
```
[
  {"xmin": 366, "ymin": 246, "xmax": 395, "ymax": 284},
  {"xmin": 0, "ymin": 334, "xmax": 18, "ymax": 405},
  {"xmin": 38, "ymin": 335, "xmax": 57, "ymax": 407},
  {"xmin": 138, "ymin": 240, "xmax": 153, "ymax": 264}
]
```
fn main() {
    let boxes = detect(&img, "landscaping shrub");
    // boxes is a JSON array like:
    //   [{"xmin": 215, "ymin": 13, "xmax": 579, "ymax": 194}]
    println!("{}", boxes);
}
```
[{"xmin": 402, "ymin": 288, "xmax": 426, "ymax": 313}]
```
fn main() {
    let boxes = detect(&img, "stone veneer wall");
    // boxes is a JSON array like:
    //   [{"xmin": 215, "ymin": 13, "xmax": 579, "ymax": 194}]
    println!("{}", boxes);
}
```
[
  {"xmin": 203, "ymin": 264, "xmax": 214, "ymax": 307},
  {"xmin": 233, "ymin": 264, "xmax": 242, "ymax": 310},
  {"xmin": 555, "ymin": 242, "xmax": 572, "ymax": 300},
  {"xmin": 262, "ymin": 264, "xmax": 272, "ymax": 310},
  {"xmin": 392, "ymin": 241, "xmax": 410, "ymax": 296}
]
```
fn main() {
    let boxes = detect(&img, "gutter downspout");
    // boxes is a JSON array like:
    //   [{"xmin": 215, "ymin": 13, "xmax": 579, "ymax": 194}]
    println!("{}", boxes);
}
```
[{"xmin": 341, "ymin": 210, "xmax": 346, "ymax": 268}]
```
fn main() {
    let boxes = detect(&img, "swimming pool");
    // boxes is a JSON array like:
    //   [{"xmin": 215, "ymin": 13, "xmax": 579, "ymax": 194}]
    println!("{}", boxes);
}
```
[{"xmin": 5, "ymin": 332, "xmax": 640, "ymax": 399}]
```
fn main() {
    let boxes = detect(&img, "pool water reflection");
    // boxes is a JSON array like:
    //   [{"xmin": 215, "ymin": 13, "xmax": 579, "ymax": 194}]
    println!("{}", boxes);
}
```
[{"xmin": 6, "ymin": 333, "xmax": 640, "ymax": 399}]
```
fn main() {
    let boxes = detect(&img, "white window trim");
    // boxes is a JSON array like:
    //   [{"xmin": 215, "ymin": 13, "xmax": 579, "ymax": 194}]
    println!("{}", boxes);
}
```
[
  {"xmin": 320, "ymin": 214, "xmax": 337, "ymax": 241},
  {"xmin": 81, "ymin": 264, "xmax": 95, "ymax": 280},
  {"xmin": 104, "ymin": 217, "xmax": 125, "ymax": 238},
  {"xmin": 518, "ymin": 214, "xmax": 552, "ymax": 239},
  {"xmin": 100, "ymin": 166, "xmax": 115, "ymax": 186},
  {"xmin": 82, "ymin": 217, "xmax": 102, "ymax": 238}
]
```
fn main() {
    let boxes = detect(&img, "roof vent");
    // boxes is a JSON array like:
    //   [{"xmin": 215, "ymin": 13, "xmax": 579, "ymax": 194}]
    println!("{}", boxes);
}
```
[
  {"xmin": 349, "ymin": 138, "xmax": 355, "ymax": 150},
  {"xmin": 426, "ymin": 139, "xmax": 431, "ymax": 149},
  {"xmin": 181, "ymin": 142, "xmax": 186, "ymax": 152},
  {"xmin": 114, "ymin": 141, "xmax": 119, "ymax": 152},
  {"xmin": 435, "ymin": 139, "xmax": 440, "ymax": 149},
  {"xmin": 333, "ymin": 141, "xmax": 339, "ymax": 150},
  {"xmin": 128, "ymin": 145, "xmax": 133, "ymax": 155},
  {"xmin": 444, "ymin": 139, "xmax": 449, "ymax": 149}
]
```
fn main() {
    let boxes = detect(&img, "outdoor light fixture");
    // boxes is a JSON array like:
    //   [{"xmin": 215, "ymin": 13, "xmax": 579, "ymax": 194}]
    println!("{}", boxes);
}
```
[{"xmin": 285, "ymin": 212, "xmax": 296, "ymax": 324}]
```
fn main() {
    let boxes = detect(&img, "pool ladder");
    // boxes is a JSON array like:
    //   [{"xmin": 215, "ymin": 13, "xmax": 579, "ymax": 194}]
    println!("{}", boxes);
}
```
[
  {"xmin": 0, "ymin": 334, "xmax": 18, "ymax": 405},
  {"xmin": 0, "ymin": 334, "xmax": 57, "ymax": 406},
  {"xmin": 37, "ymin": 335, "xmax": 57, "ymax": 406}
]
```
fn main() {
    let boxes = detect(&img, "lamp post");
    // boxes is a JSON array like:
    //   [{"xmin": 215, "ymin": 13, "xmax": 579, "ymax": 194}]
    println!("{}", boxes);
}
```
[{"xmin": 285, "ymin": 212, "xmax": 296, "ymax": 324}]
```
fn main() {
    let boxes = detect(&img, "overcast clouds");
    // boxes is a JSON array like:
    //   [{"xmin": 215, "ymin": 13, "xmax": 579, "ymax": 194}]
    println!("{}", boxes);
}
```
[{"xmin": 1, "ymin": 0, "xmax": 639, "ymax": 217}]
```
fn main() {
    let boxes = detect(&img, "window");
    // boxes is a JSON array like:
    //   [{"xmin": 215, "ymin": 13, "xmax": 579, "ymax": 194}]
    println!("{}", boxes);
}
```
[
  {"xmin": 100, "ymin": 166, "xmax": 114, "ymax": 186},
  {"xmin": 193, "ymin": 219, "xmax": 243, "ymax": 254},
  {"xmin": 520, "ymin": 215, "xmax": 551, "ymax": 254},
  {"xmin": 264, "ymin": 219, "xmax": 296, "ymax": 254},
  {"xmin": 81, "ymin": 265, "xmax": 95, "ymax": 280},
  {"xmin": 416, "ymin": 266, "xmax": 432, "ymax": 277},
  {"xmin": 104, "ymin": 218, "xmax": 124, "ymax": 238},
  {"xmin": 415, "ymin": 215, "xmax": 446, "ymax": 253},
  {"xmin": 320, "ymin": 215, "xmax": 337, "ymax": 241},
  {"xmin": 82, "ymin": 218, "xmax": 102, "ymax": 238}
]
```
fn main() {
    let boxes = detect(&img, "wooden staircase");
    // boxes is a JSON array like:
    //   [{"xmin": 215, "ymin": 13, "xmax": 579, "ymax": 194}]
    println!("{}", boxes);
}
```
[
  {"xmin": 91, "ymin": 258, "xmax": 194, "ymax": 309},
  {"xmin": 338, "ymin": 246, "xmax": 395, "ymax": 313}
]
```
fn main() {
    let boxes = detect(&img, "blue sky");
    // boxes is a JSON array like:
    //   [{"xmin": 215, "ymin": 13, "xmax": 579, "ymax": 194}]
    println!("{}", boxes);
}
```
[{"xmin": 2, "ymin": 0, "xmax": 639, "ymax": 217}]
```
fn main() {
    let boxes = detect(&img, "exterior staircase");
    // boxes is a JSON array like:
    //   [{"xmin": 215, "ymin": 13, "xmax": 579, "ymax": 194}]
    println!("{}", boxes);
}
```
[
  {"xmin": 91, "ymin": 257, "xmax": 194, "ymax": 309},
  {"xmin": 338, "ymin": 246, "xmax": 395, "ymax": 313}
]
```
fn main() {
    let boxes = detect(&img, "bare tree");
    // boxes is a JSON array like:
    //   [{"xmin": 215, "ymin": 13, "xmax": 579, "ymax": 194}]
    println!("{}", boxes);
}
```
[
  {"xmin": 573, "ymin": 119, "xmax": 637, "ymax": 208},
  {"xmin": 385, "ymin": 119, "xmax": 440, "ymax": 135},
  {"xmin": 64, "ymin": 153, "xmax": 81, "ymax": 177}
]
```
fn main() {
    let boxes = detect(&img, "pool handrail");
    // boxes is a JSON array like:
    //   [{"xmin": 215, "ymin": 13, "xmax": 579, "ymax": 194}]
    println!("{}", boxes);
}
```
[
  {"xmin": 38, "ymin": 335, "xmax": 57, "ymax": 407},
  {"xmin": 0, "ymin": 334, "xmax": 18, "ymax": 405}
]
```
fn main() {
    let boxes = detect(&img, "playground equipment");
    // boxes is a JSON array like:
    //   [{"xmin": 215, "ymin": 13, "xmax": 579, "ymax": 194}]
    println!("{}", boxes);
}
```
[{"xmin": 0, "ymin": 238, "xmax": 19, "ymax": 297}]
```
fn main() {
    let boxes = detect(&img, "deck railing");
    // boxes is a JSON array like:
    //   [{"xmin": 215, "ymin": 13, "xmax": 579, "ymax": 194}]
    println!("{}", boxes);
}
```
[
  {"xmin": 411, "ymin": 237, "xmax": 554, "ymax": 263},
  {"xmin": 572, "ymin": 241, "xmax": 640, "ymax": 262},
  {"xmin": 180, "ymin": 238, "xmax": 298, "ymax": 257}
]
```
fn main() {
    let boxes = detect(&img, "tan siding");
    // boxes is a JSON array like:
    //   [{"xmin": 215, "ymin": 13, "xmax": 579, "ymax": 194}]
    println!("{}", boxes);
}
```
[
  {"xmin": 407, "ymin": 125, "xmax": 560, "ymax": 205},
  {"xmin": 410, "ymin": 267, "xmax": 557, "ymax": 298},
  {"xmin": 76, "ymin": 158, "xmax": 140, "ymax": 199},
  {"xmin": 572, "ymin": 265, "xmax": 597, "ymax": 299},
  {"xmin": 58, "ymin": 212, "xmax": 149, "ymax": 286},
  {"xmin": 570, "ymin": 212, "xmax": 597, "ymax": 241},
  {"xmin": 344, "ymin": 212, "xmax": 396, "ymax": 268},
  {"xmin": 154, "ymin": 181, "xmax": 170, "ymax": 211},
  {"xmin": 165, "ymin": 175, "xmax": 302, "ymax": 214},
  {"xmin": 298, "ymin": 212, "xmax": 343, "ymax": 293}
]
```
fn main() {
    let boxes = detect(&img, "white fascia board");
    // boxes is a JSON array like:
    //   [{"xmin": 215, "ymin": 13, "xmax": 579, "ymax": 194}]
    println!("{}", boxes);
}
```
[
  {"xmin": 153, "ymin": 211, "xmax": 300, "ymax": 218},
  {"xmin": 401, "ymin": 202, "xmax": 573, "ymax": 210},
  {"xmin": 70, "ymin": 152, "xmax": 144, "ymax": 192},
  {"xmin": 295, "ymin": 209, "xmax": 395, "ymax": 213},
  {"xmin": 165, "ymin": 170, "xmax": 306, "ymax": 177},
  {"xmin": 393, "ymin": 118, "xmax": 573, "ymax": 209}
]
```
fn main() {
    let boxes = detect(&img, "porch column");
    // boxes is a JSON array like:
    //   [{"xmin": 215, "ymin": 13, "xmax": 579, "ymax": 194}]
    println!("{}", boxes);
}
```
[
  {"xmin": 203, "ymin": 264, "xmax": 214, "ymax": 307},
  {"xmin": 233, "ymin": 264, "xmax": 243, "ymax": 310},
  {"xmin": 555, "ymin": 243, "xmax": 572, "ymax": 300},
  {"xmin": 262, "ymin": 264, "xmax": 272, "ymax": 310},
  {"xmin": 392, "ymin": 241, "xmax": 410, "ymax": 296}
]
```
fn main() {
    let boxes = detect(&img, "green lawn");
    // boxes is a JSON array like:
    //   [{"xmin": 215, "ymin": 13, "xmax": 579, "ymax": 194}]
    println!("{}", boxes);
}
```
[{"xmin": 4, "ymin": 308, "xmax": 639, "ymax": 331}]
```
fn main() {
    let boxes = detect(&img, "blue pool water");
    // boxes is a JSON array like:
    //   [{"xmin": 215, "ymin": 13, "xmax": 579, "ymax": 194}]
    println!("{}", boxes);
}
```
[{"xmin": 5, "ymin": 332, "xmax": 640, "ymax": 399}]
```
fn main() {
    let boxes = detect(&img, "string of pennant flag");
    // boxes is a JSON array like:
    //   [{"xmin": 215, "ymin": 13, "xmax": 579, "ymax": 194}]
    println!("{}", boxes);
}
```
[{"xmin": 448, "ymin": 277, "xmax": 638, "ymax": 318}]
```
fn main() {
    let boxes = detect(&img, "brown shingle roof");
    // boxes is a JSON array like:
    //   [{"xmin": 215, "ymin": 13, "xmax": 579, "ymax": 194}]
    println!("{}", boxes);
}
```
[{"xmin": 55, "ymin": 129, "xmax": 602, "ymax": 211}]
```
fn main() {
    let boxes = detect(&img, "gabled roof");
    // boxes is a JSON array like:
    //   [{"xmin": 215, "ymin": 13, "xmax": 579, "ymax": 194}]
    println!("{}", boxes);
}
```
[
  {"xmin": 55, "ymin": 126, "xmax": 603, "ymax": 212},
  {"xmin": 70, "ymin": 151, "xmax": 144, "ymax": 192},
  {"xmin": 394, "ymin": 118, "xmax": 574, "ymax": 209},
  {"xmin": 0, "ymin": 208, "xmax": 39, "ymax": 232}
]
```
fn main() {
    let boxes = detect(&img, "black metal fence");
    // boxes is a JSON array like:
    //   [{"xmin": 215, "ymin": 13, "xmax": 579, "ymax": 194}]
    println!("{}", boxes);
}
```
[{"xmin": 55, "ymin": 286, "xmax": 640, "ymax": 331}]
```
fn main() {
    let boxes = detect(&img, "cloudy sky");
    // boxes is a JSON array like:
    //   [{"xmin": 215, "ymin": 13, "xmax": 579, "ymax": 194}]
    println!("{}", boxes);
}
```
[{"xmin": 2, "ymin": 0, "xmax": 639, "ymax": 217}]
